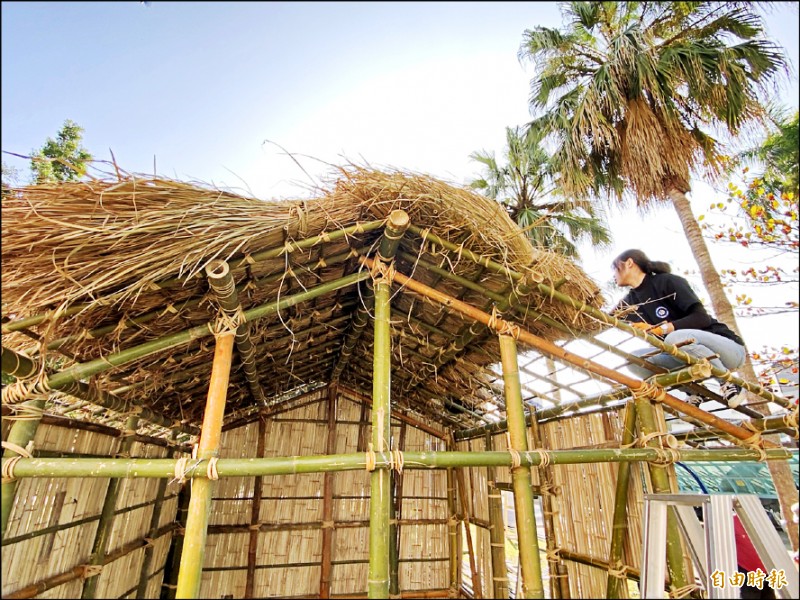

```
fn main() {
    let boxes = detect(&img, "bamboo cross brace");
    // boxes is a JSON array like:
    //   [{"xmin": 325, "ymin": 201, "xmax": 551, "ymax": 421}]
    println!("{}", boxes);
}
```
[
  {"xmin": 362, "ymin": 256, "xmax": 776, "ymax": 449},
  {"xmin": 406, "ymin": 225, "xmax": 792, "ymax": 409}
]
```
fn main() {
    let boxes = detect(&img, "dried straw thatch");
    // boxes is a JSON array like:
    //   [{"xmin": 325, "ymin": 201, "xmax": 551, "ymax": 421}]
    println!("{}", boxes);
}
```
[{"xmin": 2, "ymin": 166, "xmax": 604, "ymax": 429}]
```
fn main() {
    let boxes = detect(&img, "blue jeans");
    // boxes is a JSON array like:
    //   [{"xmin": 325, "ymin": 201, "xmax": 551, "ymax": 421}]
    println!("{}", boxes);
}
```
[{"xmin": 627, "ymin": 329, "xmax": 747, "ymax": 381}]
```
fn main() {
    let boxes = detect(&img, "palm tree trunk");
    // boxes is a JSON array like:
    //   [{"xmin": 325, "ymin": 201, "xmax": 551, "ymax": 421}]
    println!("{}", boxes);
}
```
[{"xmin": 668, "ymin": 188, "xmax": 799, "ymax": 553}]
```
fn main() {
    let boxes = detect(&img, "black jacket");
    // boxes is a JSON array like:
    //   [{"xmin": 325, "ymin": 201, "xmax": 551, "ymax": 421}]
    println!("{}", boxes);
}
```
[{"xmin": 616, "ymin": 273, "xmax": 744, "ymax": 346}]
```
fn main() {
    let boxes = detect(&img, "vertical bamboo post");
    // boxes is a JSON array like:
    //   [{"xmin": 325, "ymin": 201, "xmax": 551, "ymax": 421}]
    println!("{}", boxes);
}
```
[
  {"xmin": 446, "ymin": 463, "xmax": 460, "ymax": 598},
  {"xmin": 499, "ymin": 334, "xmax": 545, "ymax": 599},
  {"xmin": 486, "ymin": 433, "xmax": 509, "ymax": 599},
  {"xmin": 82, "ymin": 415, "xmax": 139, "ymax": 599},
  {"xmin": 1, "ymin": 397, "xmax": 46, "ymax": 536},
  {"xmin": 245, "ymin": 416, "xmax": 267, "ymax": 598},
  {"xmin": 136, "ymin": 431, "xmax": 177, "ymax": 599},
  {"xmin": 455, "ymin": 467, "xmax": 483, "ymax": 599},
  {"xmin": 389, "ymin": 422, "xmax": 407, "ymax": 596},
  {"xmin": 163, "ymin": 475, "xmax": 191, "ymax": 599},
  {"xmin": 368, "ymin": 210, "xmax": 408, "ymax": 599},
  {"xmin": 606, "ymin": 402, "xmax": 637, "ymax": 599},
  {"xmin": 174, "ymin": 328, "xmax": 235, "ymax": 599},
  {"xmin": 320, "ymin": 384, "xmax": 338, "ymax": 599},
  {"xmin": 528, "ymin": 414, "xmax": 559, "ymax": 599},
  {"xmin": 633, "ymin": 393, "xmax": 690, "ymax": 594}
]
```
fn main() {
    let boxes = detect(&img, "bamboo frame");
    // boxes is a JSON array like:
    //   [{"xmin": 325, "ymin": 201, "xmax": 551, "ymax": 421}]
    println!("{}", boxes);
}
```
[
  {"xmin": 606, "ymin": 402, "xmax": 637, "ymax": 599},
  {"xmin": 244, "ymin": 416, "xmax": 267, "ymax": 598},
  {"xmin": 320, "ymin": 384, "xmax": 338, "ymax": 599},
  {"xmin": 455, "ymin": 465, "xmax": 482, "ymax": 598},
  {"xmin": 486, "ymin": 433, "xmax": 509, "ymax": 600},
  {"xmin": 81, "ymin": 414, "xmax": 140, "ymax": 599},
  {"xmin": 633, "ymin": 395, "xmax": 690, "ymax": 594},
  {"xmin": 175, "ymin": 332, "xmax": 235, "ymax": 599},
  {"xmin": 499, "ymin": 335, "xmax": 545, "ymax": 599},
  {"xmin": 1, "ymin": 397, "xmax": 46, "ymax": 535},
  {"xmin": 445, "ymin": 465, "xmax": 460, "ymax": 597},
  {"xmin": 368, "ymin": 210, "xmax": 409, "ymax": 599},
  {"xmin": 4, "ymin": 447, "xmax": 793, "ymax": 480}
]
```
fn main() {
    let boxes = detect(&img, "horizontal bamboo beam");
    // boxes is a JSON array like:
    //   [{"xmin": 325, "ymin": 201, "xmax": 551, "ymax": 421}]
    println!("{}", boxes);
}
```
[
  {"xmin": 4, "ymin": 448, "xmax": 793, "ymax": 479},
  {"xmin": 1, "ymin": 346, "xmax": 196, "ymax": 435}
]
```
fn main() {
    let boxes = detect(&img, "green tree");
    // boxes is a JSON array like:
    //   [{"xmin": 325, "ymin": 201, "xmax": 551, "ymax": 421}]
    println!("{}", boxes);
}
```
[
  {"xmin": 469, "ymin": 125, "xmax": 611, "ymax": 258},
  {"xmin": 519, "ymin": 0, "xmax": 798, "ymax": 554},
  {"xmin": 30, "ymin": 119, "xmax": 92, "ymax": 183}
]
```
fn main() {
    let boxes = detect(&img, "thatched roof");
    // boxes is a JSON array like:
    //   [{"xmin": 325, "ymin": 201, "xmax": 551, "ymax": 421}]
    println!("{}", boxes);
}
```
[{"xmin": 2, "ymin": 166, "xmax": 605, "ymax": 433}]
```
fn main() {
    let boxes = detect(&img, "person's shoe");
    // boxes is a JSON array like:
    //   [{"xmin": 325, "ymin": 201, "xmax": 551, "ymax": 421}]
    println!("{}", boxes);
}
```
[
  {"xmin": 720, "ymin": 382, "xmax": 744, "ymax": 407},
  {"xmin": 683, "ymin": 394, "xmax": 704, "ymax": 407}
]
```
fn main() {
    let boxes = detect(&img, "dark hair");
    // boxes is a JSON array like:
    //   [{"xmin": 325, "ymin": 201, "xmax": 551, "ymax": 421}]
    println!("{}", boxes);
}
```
[{"xmin": 612, "ymin": 249, "xmax": 671, "ymax": 275}]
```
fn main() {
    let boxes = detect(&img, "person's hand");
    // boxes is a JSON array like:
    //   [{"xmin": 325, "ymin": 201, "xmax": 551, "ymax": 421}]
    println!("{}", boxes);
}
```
[{"xmin": 630, "ymin": 322, "xmax": 655, "ymax": 332}]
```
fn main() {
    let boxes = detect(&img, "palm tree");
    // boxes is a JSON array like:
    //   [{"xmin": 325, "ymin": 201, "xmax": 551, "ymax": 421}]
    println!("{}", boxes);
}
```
[
  {"xmin": 469, "ymin": 125, "xmax": 611, "ymax": 258},
  {"xmin": 519, "ymin": 1, "xmax": 798, "ymax": 553}
]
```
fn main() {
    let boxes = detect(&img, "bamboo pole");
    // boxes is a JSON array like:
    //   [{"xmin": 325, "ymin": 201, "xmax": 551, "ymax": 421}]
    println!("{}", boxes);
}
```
[
  {"xmin": 136, "ymin": 433, "xmax": 176, "ymax": 599},
  {"xmin": 606, "ymin": 402, "xmax": 637, "ymax": 599},
  {"xmin": 206, "ymin": 259, "xmax": 267, "ymax": 406},
  {"xmin": 528, "ymin": 415, "xmax": 560, "ymax": 600},
  {"xmin": 1, "ymin": 396, "xmax": 46, "ymax": 536},
  {"xmin": 1, "ymin": 346, "xmax": 195, "ymax": 434},
  {"xmin": 364, "ymin": 260, "xmax": 775, "ymax": 450},
  {"xmin": 81, "ymin": 414, "xmax": 140, "ymax": 599},
  {"xmin": 368, "ymin": 210, "xmax": 409, "ymax": 599},
  {"xmin": 163, "ymin": 474, "xmax": 191, "ymax": 600},
  {"xmin": 405, "ymin": 224, "xmax": 791, "ymax": 409},
  {"xmin": 486, "ymin": 433, "xmax": 509, "ymax": 600},
  {"xmin": 633, "ymin": 394, "xmax": 690, "ymax": 595},
  {"xmin": 389, "ymin": 421, "xmax": 407, "ymax": 596},
  {"xmin": 4, "ymin": 447, "xmax": 794, "ymax": 480},
  {"xmin": 245, "ymin": 416, "xmax": 268, "ymax": 598},
  {"xmin": 455, "ymin": 465, "xmax": 483, "ymax": 598},
  {"xmin": 175, "ymin": 331, "xmax": 235, "ymax": 599},
  {"xmin": 445, "ymin": 465, "xmax": 460, "ymax": 598},
  {"xmin": 320, "ymin": 385, "xmax": 338, "ymax": 599},
  {"xmin": 499, "ymin": 335, "xmax": 545, "ymax": 599}
]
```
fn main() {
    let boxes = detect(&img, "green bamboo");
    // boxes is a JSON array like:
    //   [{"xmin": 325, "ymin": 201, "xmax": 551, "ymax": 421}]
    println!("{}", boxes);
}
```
[
  {"xmin": 1, "ymin": 346, "xmax": 195, "ymax": 434},
  {"xmin": 205, "ymin": 259, "xmax": 267, "ymax": 405},
  {"xmin": 38, "ymin": 270, "xmax": 368, "ymax": 391},
  {"xmin": 406, "ymin": 224, "xmax": 790, "ymax": 409},
  {"xmin": 606, "ymin": 402, "xmax": 637, "ymax": 599},
  {"xmin": 369, "ymin": 257, "xmax": 394, "ymax": 599},
  {"xmin": 499, "ymin": 335, "xmax": 544, "ymax": 599},
  {"xmin": 332, "ymin": 210, "xmax": 409, "ymax": 382},
  {"xmin": 175, "ymin": 333, "xmax": 235, "ymax": 599},
  {"xmin": 528, "ymin": 416, "xmax": 559, "ymax": 600},
  {"xmin": 633, "ymin": 395, "xmax": 690, "ymax": 595},
  {"xmin": 1, "ymin": 397, "xmax": 46, "ymax": 536},
  {"xmin": 3, "ymin": 448, "xmax": 794, "ymax": 480},
  {"xmin": 82, "ymin": 414, "xmax": 139, "ymax": 599},
  {"xmin": 446, "ymin": 466, "xmax": 460, "ymax": 597},
  {"xmin": 486, "ymin": 433, "xmax": 509, "ymax": 599}
]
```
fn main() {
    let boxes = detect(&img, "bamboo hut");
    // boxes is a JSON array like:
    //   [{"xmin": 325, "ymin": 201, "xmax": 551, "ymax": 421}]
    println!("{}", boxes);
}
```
[{"xmin": 2, "ymin": 166, "xmax": 797, "ymax": 599}]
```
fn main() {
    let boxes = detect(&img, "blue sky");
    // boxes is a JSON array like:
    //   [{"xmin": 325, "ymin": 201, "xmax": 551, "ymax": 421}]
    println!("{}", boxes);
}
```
[{"xmin": 2, "ymin": 1, "xmax": 799, "ymax": 351}]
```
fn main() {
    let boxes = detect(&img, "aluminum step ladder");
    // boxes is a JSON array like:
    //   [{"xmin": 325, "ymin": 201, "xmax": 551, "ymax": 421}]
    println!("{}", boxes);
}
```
[{"xmin": 640, "ymin": 493, "xmax": 798, "ymax": 599}]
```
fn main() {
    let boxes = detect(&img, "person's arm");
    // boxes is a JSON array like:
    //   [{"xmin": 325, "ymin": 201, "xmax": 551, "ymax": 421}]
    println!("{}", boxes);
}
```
[{"xmin": 659, "ymin": 275, "xmax": 714, "ymax": 331}]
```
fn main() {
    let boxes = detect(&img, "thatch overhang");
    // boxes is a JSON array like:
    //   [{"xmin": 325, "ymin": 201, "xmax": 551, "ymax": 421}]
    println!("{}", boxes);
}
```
[{"xmin": 1, "ymin": 166, "xmax": 605, "ymax": 434}]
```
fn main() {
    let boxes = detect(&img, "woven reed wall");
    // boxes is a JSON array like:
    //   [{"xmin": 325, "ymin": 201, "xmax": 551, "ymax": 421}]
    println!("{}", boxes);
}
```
[
  {"xmin": 196, "ymin": 389, "xmax": 451, "ymax": 598},
  {"xmin": 1, "ymin": 422, "xmax": 179, "ymax": 599}
]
